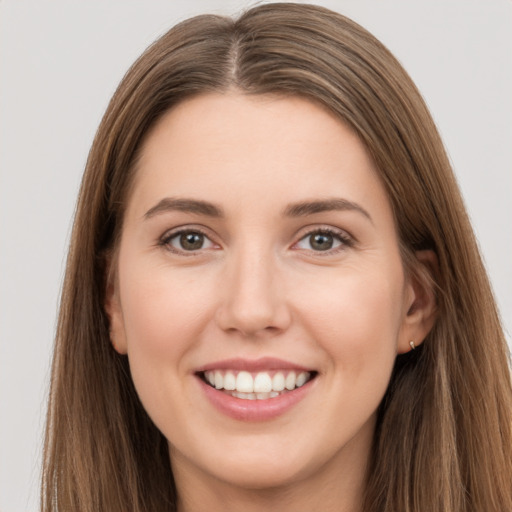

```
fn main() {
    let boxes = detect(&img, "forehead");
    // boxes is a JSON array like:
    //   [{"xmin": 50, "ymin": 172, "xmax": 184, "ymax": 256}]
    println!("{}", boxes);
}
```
[{"xmin": 127, "ymin": 92, "xmax": 392, "ymax": 223}]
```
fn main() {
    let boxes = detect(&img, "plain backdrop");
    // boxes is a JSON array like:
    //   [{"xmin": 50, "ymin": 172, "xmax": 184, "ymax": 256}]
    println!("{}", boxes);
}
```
[{"xmin": 1, "ymin": 0, "xmax": 511, "ymax": 510}]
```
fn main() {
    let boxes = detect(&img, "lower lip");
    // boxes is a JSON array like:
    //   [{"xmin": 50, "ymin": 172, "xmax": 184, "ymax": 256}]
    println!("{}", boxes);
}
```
[{"xmin": 197, "ymin": 376, "xmax": 315, "ymax": 422}]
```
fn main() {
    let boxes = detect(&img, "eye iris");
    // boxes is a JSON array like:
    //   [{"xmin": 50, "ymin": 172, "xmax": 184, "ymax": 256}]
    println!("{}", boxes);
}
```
[
  {"xmin": 310, "ymin": 233, "xmax": 333, "ymax": 251},
  {"xmin": 180, "ymin": 232, "xmax": 204, "ymax": 250}
]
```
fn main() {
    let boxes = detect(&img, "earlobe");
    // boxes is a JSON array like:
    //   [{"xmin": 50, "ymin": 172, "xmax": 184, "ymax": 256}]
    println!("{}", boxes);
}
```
[
  {"xmin": 397, "ymin": 250, "xmax": 438, "ymax": 354},
  {"xmin": 104, "ymin": 278, "xmax": 128, "ymax": 355}
]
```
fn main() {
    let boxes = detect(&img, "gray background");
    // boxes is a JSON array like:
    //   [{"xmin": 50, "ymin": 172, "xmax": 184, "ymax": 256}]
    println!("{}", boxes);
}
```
[{"xmin": 1, "ymin": 0, "xmax": 511, "ymax": 510}]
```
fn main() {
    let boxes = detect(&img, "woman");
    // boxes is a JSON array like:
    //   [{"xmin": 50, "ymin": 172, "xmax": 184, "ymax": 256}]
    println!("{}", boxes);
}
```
[{"xmin": 41, "ymin": 3, "xmax": 512, "ymax": 511}]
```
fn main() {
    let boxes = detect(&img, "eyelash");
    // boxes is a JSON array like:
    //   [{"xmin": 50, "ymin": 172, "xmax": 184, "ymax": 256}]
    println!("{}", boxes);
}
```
[{"xmin": 158, "ymin": 226, "xmax": 354, "ymax": 256}]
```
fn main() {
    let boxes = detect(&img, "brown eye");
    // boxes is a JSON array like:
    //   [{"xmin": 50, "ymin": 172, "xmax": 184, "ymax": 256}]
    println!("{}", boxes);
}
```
[
  {"xmin": 179, "ymin": 232, "xmax": 204, "ymax": 250},
  {"xmin": 294, "ymin": 229, "xmax": 349, "ymax": 253},
  {"xmin": 165, "ymin": 230, "xmax": 216, "ymax": 252},
  {"xmin": 309, "ymin": 233, "xmax": 334, "ymax": 251}
]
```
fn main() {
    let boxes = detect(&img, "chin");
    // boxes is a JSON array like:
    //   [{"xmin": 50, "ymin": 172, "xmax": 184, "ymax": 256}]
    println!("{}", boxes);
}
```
[{"xmin": 202, "ymin": 453, "xmax": 316, "ymax": 491}]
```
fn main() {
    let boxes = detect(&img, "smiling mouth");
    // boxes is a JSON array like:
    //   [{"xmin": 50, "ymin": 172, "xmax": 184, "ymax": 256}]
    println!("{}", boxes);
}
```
[{"xmin": 199, "ymin": 370, "xmax": 317, "ymax": 400}]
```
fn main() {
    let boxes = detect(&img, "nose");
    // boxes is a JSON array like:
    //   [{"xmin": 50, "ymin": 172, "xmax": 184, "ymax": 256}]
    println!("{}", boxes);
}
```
[{"xmin": 215, "ymin": 246, "xmax": 291, "ymax": 338}]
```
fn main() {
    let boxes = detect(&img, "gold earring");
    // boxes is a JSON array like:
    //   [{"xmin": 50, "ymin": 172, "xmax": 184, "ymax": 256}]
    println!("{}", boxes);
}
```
[{"xmin": 409, "ymin": 341, "xmax": 416, "ymax": 350}]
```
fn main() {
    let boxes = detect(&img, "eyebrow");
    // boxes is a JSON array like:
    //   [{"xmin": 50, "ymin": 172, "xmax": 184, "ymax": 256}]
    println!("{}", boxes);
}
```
[
  {"xmin": 283, "ymin": 198, "xmax": 373, "ymax": 223},
  {"xmin": 143, "ymin": 196, "xmax": 372, "ymax": 223},
  {"xmin": 144, "ymin": 198, "xmax": 224, "ymax": 219}
]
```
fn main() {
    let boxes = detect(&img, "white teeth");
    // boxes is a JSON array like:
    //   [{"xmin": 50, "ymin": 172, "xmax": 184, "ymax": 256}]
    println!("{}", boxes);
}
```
[
  {"xmin": 254, "ymin": 372, "xmax": 272, "ymax": 393},
  {"xmin": 236, "ymin": 371, "xmax": 254, "ymax": 393},
  {"xmin": 214, "ymin": 370, "xmax": 223, "ymax": 390},
  {"xmin": 232, "ymin": 391, "xmax": 276, "ymax": 400},
  {"xmin": 233, "ymin": 392, "xmax": 256, "ymax": 400},
  {"xmin": 224, "ymin": 371, "xmax": 236, "ymax": 391},
  {"xmin": 203, "ymin": 369, "xmax": 312, "ymax": 396},
  {"xmin": 296, "ymin": 371, "xmax": 309, "ymax": 388},
  {"xmin": 285, "ymin": 371, "xmax": 296, "ymax": 390},
  {"xmin": 272, "ymin": 372, "xmax": 285, "ymax": 391}
]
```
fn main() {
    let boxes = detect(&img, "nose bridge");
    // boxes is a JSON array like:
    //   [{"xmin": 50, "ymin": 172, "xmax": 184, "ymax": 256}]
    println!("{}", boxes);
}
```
[{"xmin": 216, "ymin": 238, "xmax": 289, "ymax": 336}]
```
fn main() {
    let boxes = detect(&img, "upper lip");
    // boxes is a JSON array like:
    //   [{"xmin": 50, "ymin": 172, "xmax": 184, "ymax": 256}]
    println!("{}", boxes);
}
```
[{"xmin": 194, "ymin": 357, "xmax": 314, "ymax": 373}]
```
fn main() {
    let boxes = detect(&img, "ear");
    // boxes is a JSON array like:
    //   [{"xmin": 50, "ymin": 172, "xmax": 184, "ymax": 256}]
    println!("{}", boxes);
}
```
[
  {"xmin": 104, "ymin": 270, "xmax": 128, "ymax": 355},
  {"xmin": 397, "ymin": 250, "xmax": 438, "ymax": 354}
]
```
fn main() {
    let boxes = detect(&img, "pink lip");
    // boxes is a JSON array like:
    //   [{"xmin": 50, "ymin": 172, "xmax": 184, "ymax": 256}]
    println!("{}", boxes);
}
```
[
  {"xmin": 194, "ymin": 357, "xmax": 313, "ymax": 373},
  {"xmin": 198, "ymin": 380, "xmax": 314, "ymax": 421}
]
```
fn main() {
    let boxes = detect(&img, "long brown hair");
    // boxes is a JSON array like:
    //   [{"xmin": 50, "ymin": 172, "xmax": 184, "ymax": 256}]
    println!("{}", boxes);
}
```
[{"xmin": 42, "ymin": 3, "xmax": 512, "ymax": 511}]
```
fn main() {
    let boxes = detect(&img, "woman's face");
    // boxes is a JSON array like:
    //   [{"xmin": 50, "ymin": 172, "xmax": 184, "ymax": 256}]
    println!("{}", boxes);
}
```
[{"xmin": 108, "ymin": 93, "xmax": 424, "ymax": 491}]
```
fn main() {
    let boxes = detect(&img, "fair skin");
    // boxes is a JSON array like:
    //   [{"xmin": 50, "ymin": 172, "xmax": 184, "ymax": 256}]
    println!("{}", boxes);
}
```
[{"xmin": 107, "ymin": 93, "xmax": 435, "ymax": 512}]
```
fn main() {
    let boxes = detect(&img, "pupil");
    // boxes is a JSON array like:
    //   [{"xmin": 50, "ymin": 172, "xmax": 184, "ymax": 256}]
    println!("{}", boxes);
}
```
[
  {"xmin": 180, "ymin": 232, "xmax": 204, "ymax": 250},
  {"xmin": 310, "ymin": 233, "xmax": 333, "ymax": 251}
]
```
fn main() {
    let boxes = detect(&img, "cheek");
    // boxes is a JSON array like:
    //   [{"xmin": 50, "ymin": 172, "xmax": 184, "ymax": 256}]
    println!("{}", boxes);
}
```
[
  {"xmin": 123, "ymin": 281, "xmax": 183, "ymax": 353},
  {"xmin": 117, "ymin": 262, "xmax": 213, "ymax": 397},
  {"xmin": 296, "ymin": 264, "xmax": 405, "ymax": 373},
  {"xmin": 116, "ymin": 265, "xmax": 219, "ymax": 439},
  {"xmin": 120, "ymin": 260, "xmax": 211, "ymax": 349}
]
